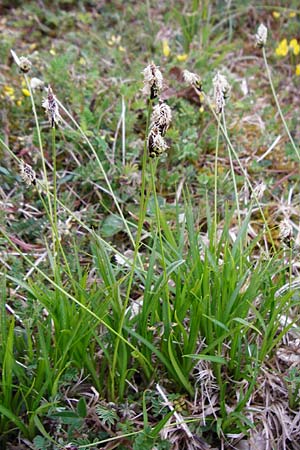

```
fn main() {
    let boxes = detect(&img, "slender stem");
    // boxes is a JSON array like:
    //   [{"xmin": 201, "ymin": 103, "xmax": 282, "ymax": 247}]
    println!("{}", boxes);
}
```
[
  {"xmin": 51, "ymin": 127, "xmax": 57, "ymax": 233},
  {"xmin": 214, "ymin": 118, "xmax": 220, "ymax": 246},
  {"xmin": 51, "ymin": 126, "xmax": 58, "ymax": 274},
  {"xmin": 37, "ymin": 189, "xmax": 74, "ymax": 287},
  {"xmin": 262, "ymin": 47, "xmax": 300, "ymax": 162},
  {"xmin": 110, "ymin": 101, "xmax": 153, "ymax": 399},
  {"xmin": 122, "ymin": 95, "xmax": 126, "ymax": 166},
  {"xmin": 56, "ymin": 99, "xmax": 142, "ymax": 268},
  {"xmin": 150, "ymin": 158, "xmax": 171, "ymax": 335},
  {"xmin": 24, "ymin": 75, "xmax": 53, "ymax": 217},
  {"xmin": 0, "ymin": 138, "xmax": 20, "ymax": 164},
  {"xmin": 204, "ymin": 93, "xmax": 276, "ymax": 251},
  {"xmin": 222, "ymin": 109, "xmax": 241, "ymax": 229}
]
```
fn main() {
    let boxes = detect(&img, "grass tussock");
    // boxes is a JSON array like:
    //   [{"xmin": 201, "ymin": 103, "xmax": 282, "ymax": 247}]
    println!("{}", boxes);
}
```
[{"xmin": 0, "ymin": 1, "xmax": 300, "ymax": 449}]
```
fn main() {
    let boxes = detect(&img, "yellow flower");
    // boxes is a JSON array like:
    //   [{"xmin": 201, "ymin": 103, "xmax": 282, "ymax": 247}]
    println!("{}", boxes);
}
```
[
  {"xmin": 118, "ymin": 46, "xmax": 126, "ymax": 52},
  {"xmin": 4, "ymin": 85, "xmax": 15, "ymax": 96},
  {"xmin": 199, "ymin": 92, "xmax": 204, "ymax": 103},
  {"xmin": 272, "ymin": 11, "xmax": 280, "ymax": 19},
  {"xmin": 16, "ymin": 99, "xmax": 22, "ymax": 106},
  {"xmin": 79, "ymin": 57, "xmax": 86, "ymax": 65},
  {"xmin": 22, "ymin": 88, "xmax": 31, "ymax": 97},
  {"xmin": 49, "ymin": 48, "xmax": 56, "ymax": 56},
  {"xmin": 3, "ymin": 85, "xmax": 15, "ymax": 100},
  {"xmin": 177, "ymin": 53, "xmax": 188, "ymax": 62},
  {"xmin": 162, "ymin": 39, "xmax": 170, "ymax": 57},
  {"xmin": 289, "ymin": 38, "xmax": 300, "ymax": 55},
  {"xmin": 108, "ymin": 35, "xmax": 121, "ymax": 46},
  {"xmin": 289, "ymin": 11, "xmax": 296, "ymax": 18},
  {"xmin": 296, "ymin": 64, "xmax": 300, "ymax": 76},
  {"xmin": 275, "ymin": 38, "xmax": 288, "ymax": 57}
]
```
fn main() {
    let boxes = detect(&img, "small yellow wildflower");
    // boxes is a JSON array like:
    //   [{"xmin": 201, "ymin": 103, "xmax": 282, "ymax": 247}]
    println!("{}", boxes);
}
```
[
  {"xmin": 108, "ymin": 35, "xmax": 121, "ymax": 46},
  {"xmin": 3, "ymin": 85, "xmax": 15, "ymax": 100},
  {"xmin": 118, "ymin": 46, "xmax": 126, "ymax": 52},
  {"xmin": 162, "ymin": 39, "xmax": 170, "ymax": 57},
  {"xmin": 289, "ymin": 38, "xmax": 300, "ymax": 55},
  {"xmin": 272, "ymin": 11, "xmax": 280, "ymax": 19},
  {"xmin": 275, "ymin": 38, "xmax": 288, "ymax": 57},
  {"xmin": 49, "ymin": 48, "xmax": 56, "ymax": 56},
  {"xmin": 79, "ymin": 57, "xmax": 86, "ymax": 65},
  {"xmin": 16, "ymin": 99, "xmax": 22, "ymax": 106},
  {"xmin": 296, "ymin": 64, "xmax": 300, "ymax": 76},
  {"xmin": 177, "ymin": 53, "xmax": 188, "ymax": 62},
  {"xmin": 4, "ymin": 85, "xmax": 15, "ymax": 96},
  {"xmin": 22, "ymin": 88, "xmax": 31, "ymax": 97},
  {"xmin": 289, "ymin": 11, "xmax": 296, "ymax": 18}
]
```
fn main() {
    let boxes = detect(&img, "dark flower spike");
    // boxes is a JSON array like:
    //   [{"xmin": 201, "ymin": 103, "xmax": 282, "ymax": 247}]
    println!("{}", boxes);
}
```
[{"xmin": 42, "ymin": 85, "xmax": 61, "ymax": 127}]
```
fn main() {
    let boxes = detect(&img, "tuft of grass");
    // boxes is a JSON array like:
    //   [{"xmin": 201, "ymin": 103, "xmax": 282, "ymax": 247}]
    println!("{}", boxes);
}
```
[{"xmin": 0, "ymin": 2, "xmax": 300, "ymax": 448}]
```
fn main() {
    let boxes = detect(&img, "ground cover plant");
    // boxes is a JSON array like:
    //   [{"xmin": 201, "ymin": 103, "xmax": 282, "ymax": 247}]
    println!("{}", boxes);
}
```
[{"xmin": 0, "ymin": 1, "xmax": 300, "ymax": 449}]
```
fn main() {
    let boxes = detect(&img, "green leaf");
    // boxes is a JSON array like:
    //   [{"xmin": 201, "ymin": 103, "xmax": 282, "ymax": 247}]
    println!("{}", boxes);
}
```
[
  {"xmin": 168, "ymin": 336, "xmax": 193, "ymax": 395},
  {"xmin": 0, "ymin": 404, "xmax": 28, "ymax": 436},
  {"xmin": 184, "ymin": 354, "xmax": 227, "ymax": 364},
  {"xmin": 101, "ymin": 214, "xmax": 125, "ymax": 237},
  {"xmin": 77, "ymin": 397, "xmax": 87, "ymax": 418},
  {"xmin": 33, "ymin": 435, "xmax": 49, "ymax": 450},
  {"xmin": 150, "ymin": 410, "xmax": 174, "ymax": 437},
  {"xmin": 202, "ymin": 314, "xmax": 229, "ymax": 332},
  {"xmin": 231, "ymin": 317, "xmax": 262, "ymax": 335},
  {"xmin": 95, "ymin": 405, "xmax": 118, "ymax": 426},
  {"xmin": 34, "ymin": 416, "xmax": 57, "ymax": 444}
]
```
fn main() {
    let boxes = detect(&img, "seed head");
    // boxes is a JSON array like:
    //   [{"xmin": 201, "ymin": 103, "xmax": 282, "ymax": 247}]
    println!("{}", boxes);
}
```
[
  {"xmin": 183, "ymin": 69, "xmax": 202, "ymax": 91},
  {"xmin": 30, "ymin": 77, "xmax": 44, "ymax": 91},
  {"xmin": 11, "ymin": 49, "xmax": 32, "ymax": 73},
  {"xmin": 19, "ymin": 57, "xmax": 32, "ymax": 73},
  {"xmin": 42, "ymin": 85, "xmax": 61, "ymax": 127},
  {"xmin": 279, "ymin": 218, "xmax": 293, "ymax": 243},
  {"xmin": 251, "ymin": 181, "xmax": 266, "ymax": 201},
  {"xmin": 151, "ymin": 101, "xmax": 172, "ymax": 135},
  {"xmin": 142, "ymin": 63, "xmax": 163, "ymax": 100},
  {"xmin": 19, "ymin": 160, "xmax": 36, "ymax": 186},
  {"xmin": 213, "ymin": 72, "xmax": 231, "ymax": 114},
  {"xmin": 148, "ymin": 126, "xmax": 168, "ymax": 158},
  {"xmin": 255, "ymin": 23, "xmax": 268, "ymax": 48}
]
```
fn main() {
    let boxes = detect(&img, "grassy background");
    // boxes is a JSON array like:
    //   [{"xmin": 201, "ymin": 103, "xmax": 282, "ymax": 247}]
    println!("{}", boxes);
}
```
[{"xmin": 0, "ymin": 1, "xmax": 300, "ymax": 449}]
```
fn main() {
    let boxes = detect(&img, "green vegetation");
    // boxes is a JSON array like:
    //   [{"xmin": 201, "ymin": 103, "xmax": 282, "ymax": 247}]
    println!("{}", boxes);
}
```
[{"xmin": 1, "ymin": 1, "xmax": 300, "ymax": 449}]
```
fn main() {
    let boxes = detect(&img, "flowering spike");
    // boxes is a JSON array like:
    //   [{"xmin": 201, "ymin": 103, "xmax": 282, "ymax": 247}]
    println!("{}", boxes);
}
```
[
  {"xmin": 19, "ymin": 160, "xmax": 36, "ymax": 186},
  {"xmin": 11, "ymin": 49, "xmax": 32, "ymax": 73},
  {"xmin": 151, "ymin": 101, "xmax": 172, "ymax": 135},
  {"xmin": 30, "ymin": 77, "xmax": 45, "ymax": 91},
  {"xmin": 142, "ymin": 63, "xmax": 163, "ymax": 100},
  {"xmin": 42, "ymin": 85, "xmax": 61, "ymax": 127},
  {"xmin": 251, "ymin": 181, "xmax": 266, "ymax": 201},
  {"xmin": 213, "ymin": 72, "xmax": 231, "ymax": 114},
  {"xmin": 147, "ymin": 101, "xmax": 172, "ymax": 158},
  {"xmin": 279, "ymin": 218, "xmax": 293, "ymax": 247},
  {"xmin": 148, "ymin": 126, "xmax": 168, "ymax": 158},
  {"xmin": 183, "ymin": 69, "xmax": 202, "ymax": 91},
  {"xmin": 255, "ymin": 24, "xmax": 268, "ymax": 48}
]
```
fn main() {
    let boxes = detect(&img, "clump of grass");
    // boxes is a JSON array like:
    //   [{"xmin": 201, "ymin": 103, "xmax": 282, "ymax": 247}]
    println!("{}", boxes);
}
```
[{"xmin": 0, "ymin": 5, "xmax": 300, "ymax": 450}]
